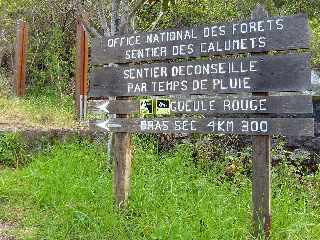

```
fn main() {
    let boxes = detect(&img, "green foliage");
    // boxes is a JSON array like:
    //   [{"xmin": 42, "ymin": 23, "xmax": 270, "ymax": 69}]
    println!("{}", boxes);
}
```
[
  {"xmin": 192, "ymin": 135, "xmax": 251, "ymax": 178},
  {"xmin": 137, "ymin": 0, "xmax": 320, "ymax": 68},
  {"xmin": 22, "ymin": 91, "xmax": 74, "ymax": 125},
  {"xmin": 0, "ymin": 68, "xmax": 11, "ymax": 97},
  {"xmin": 0, "ymin": 133, "xmax": 28, "ymax": 168},
  {"xmin": 0, "ymin": 92, "xmax": 75, "ymax": 129},
  {"xmin": 310, "ymin": 18, "xmax": 320, "ymax": 68},
  {"xmin": 137, "ymin": 0, "xmax": 279, "ymax": 31},
  {"xmin": 0, "ymin": 0, "xmax": 78, "ymax": 96},
  {"xmin": 28, "ymin": 27, "xmax": 74, "ymax": 95},
  {"xmin": 0, "ymin": 139, "xmax": 319, "ymax": 239},
  {"xmin": 272, "ymin": 0, "xmax": 320, "ymax": 18}
]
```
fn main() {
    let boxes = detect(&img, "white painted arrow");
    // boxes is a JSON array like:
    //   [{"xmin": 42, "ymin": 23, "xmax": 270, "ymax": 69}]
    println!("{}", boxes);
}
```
[
  {"xmin": 96, "ymin": 120, "xmax": 122, "ymax": 131},
  {"xmin": 96, "ymin": 101, "xmax": 110, "ymax": 113}
]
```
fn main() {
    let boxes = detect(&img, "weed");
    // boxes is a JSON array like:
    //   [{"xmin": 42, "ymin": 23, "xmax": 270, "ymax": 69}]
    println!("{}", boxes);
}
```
[{"xmin": 0, "ymin": 133, "xmax": 28, "ymax": 168}]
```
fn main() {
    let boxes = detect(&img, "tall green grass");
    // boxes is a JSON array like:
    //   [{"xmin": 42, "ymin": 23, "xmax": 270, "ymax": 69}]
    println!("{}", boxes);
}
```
[
  {"xmin": 0, "ymin": 89, "xmax": 75, "ymax": 129},
  {"xmin": 0, "ymin": 136, "xmax": 319, "ymax": 239}
]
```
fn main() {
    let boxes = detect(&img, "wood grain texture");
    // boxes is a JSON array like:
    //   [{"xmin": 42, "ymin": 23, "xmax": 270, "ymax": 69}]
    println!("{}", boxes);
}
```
[
  {"xmin": 20, "ymin": 22, "xmax": 28, "ymax": 96},
  {"xmin": 15, "ymin": 20, "xmax": 28, "ymax": 97},
  {"xmin": 83, "ymin": 30, "xmax": 89, "ymax": 96},
  {"xmin": 88, "ymin": 95, "xmax": 313, "ymax": 115},
  {"xmin": 75, "ymin": 21, "xmax": 89, "ymax": 120},
  {"xmin": 89, "ymin": 54, "xmax": 311, "ymax": 97},
  {"xmin": 111, "ymin": 3, "xmax": 133, "ymax": 209},
  {"xmin": 91, "ymin": 14, "xmax": 310, "ymax": 64},
  {"xmin": 75, "ymin": 21, "xmax": 84, "ymax": 119},
  {"xmin": 252, "ymin": 130, "xmax": 271, "ymax": 238},
  {"xmin": 251, "ymin": 5, "xmax": 271, "ymax": 239},
  {"xmin": 113, "ymin": 132, "xmax": 132, "ymax": 208},
  {"xmin": 96, "ymin": 117, "xmax": 314, "ymax": 136}
]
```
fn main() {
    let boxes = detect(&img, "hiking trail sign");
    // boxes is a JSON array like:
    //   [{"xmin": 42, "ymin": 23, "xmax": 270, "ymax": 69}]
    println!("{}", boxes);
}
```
[
  {"xmin": 94, "ymin": 118, "xmax": 314, "ymax": 136},
  {"xmin": 90, "ymin": 95, "xmax": 313, "ymax": 115},
  {"xmin": 91, "ymin": 14, "xmax": 309, "ymax": 64},
  {"xmin": 88, "ymin": 4, "xmax": 314, "ymax": 238},
  {"xmin": 89, "ymin": 12, "xmax": 313, "ymax": 136},
  {"xmin": 90, "ymin": 53, "xmax": 311, "ymax": 97}
]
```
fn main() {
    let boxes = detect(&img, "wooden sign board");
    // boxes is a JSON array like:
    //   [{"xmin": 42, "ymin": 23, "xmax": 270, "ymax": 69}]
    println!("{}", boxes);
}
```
[
  {"xmin": 91, "ymin": 14, "xmax": 310, "ymax": 64},
  {"xmin": 89, "ymin": 54, "xmax": 311, "ymax": 97},
  {"xmin": 95, "ymin": 118, "xmax": 314, "ymax": 136},
  {"xmin": 90, "ymin": 95, "xmax": 313, "ymax": 115}
]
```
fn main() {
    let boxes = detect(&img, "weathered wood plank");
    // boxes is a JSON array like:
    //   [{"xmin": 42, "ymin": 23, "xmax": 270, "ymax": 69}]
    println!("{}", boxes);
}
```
[
  {"xmin": 83, "ymin": 29, "xmax": 89, "ymax": 97},
  {"xmin": 251, "ymin": 6, "xmax": 271, "ymax": 239},
  {"xmin": 111, "ymin": 2, "xmax": 133, "ymax": 210},
  {"xmin": 75, "ymin": 21, "xmax": 84, "ymax": 120},
  {"xmin": 94, "ymin": 118, "xmax": 314, "ymax": 136},
  {"xmin": 15, "ymin": 20, "xmax": 28, "ymax": 97},
  {"xmin": 0, "ymin": 122, "xmax": 319, "ymax": 137},
  {"xmin": 252, "ymin": 131, "xmax": 271, "ymax": 238},
  {"xmin": 88, "ymin": 95, "xmax": 313, "ymax": 115},
  {"xmin": 91, "ymin": 14, "xmax": 310, "ymax": 64},
  {"xmin": 89, "ymin": 54, "xmax": 311, "ymax": 97},
  {"xmin": 75, "ymin": 20, "xmax": 89, "ymax": 121}
]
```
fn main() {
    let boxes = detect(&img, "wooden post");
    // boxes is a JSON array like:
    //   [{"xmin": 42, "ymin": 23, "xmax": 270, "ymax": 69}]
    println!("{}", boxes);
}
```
[
  {"xmin": 111, "ymin": 0, "xmax": 132, "ymax": 208},
  {"xmin": 83, "ymin": 29, "xmax": 89, "ymax": 119},
  {"xmin": 113, "ymin": 130, "xmax": 132, "ymax": 207},
  {"xmin": 75, "ymin": 20, "xmax": 89, "ymax": 121},
  {"xmin": 15, "ymin": 20, "xmax": 28, "ymax": 97},
  {"xmin": 251, "ymin": 5, "xmax": 272, "ymax": 239}
]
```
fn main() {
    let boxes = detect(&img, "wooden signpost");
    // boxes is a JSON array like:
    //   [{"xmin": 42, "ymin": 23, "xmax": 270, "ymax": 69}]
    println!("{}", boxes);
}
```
[
  {"xmin": 15, "ymin": 20, "xmax": 28, "ymax": 97},
  {"xmin": 75, "ymin": 20, "xmax": 89, "ymax": 121},
  {"xmin": 251, "ymin": 8, "xmax": 273, "ymax": 237},
  {"xmin": 89, "ymin": 4, "xmax": 313, "ymax": 239}
]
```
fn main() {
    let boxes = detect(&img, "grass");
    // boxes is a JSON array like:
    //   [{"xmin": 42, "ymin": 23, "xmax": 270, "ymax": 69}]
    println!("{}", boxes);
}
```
[
  {"xmin": 0, "ymin": 93, "xmax": 77, "ymax": 129},
  {"xmin": 0, "ymin": 69, "xmax": 76, "ymax": 129},
  {"xmin": 0, "ymin": 136, "xmax": 319, "ymax": 239}
]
